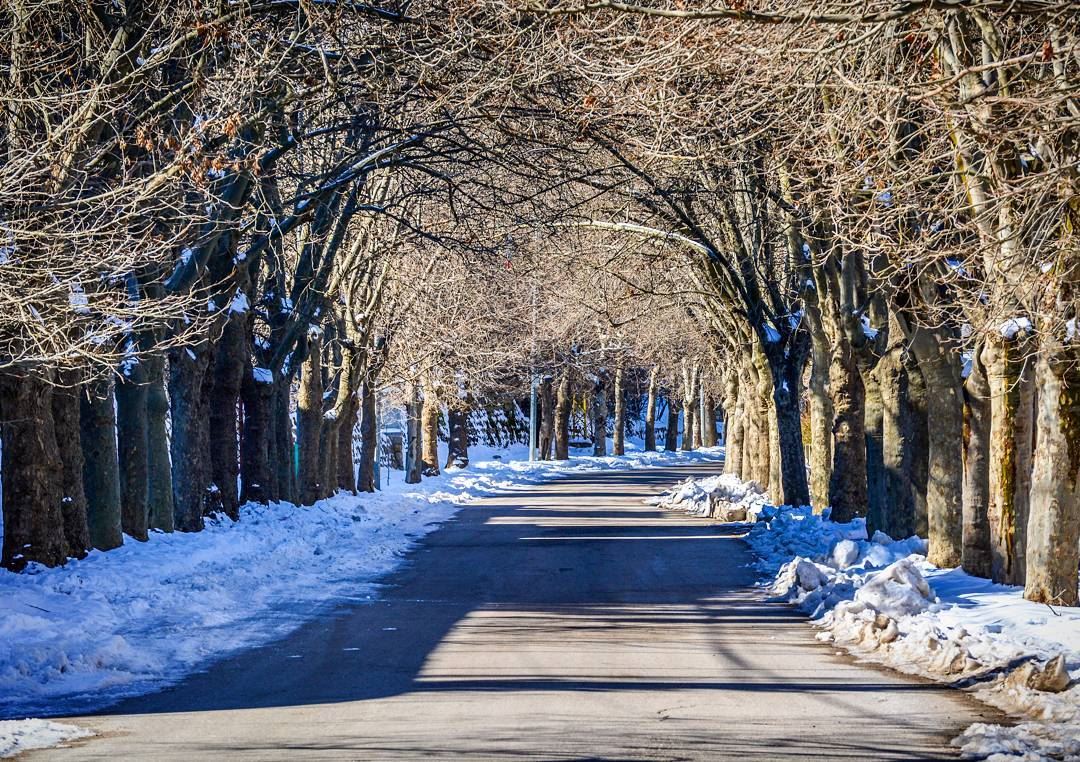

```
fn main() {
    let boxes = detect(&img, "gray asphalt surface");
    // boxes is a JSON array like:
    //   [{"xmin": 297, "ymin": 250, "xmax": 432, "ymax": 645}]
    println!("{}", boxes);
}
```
[{"xmin": 31, "ymin": 462, "xmax": 1001, "ymax": 761}]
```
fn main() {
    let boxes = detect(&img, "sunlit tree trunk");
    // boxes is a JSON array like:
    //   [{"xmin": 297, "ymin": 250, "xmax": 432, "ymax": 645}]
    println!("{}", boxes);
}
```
[
  {"xmin": 962, "ymin": 343, "xmax": 992, "ymax": 577},
  {"xmin": 612, "ymin": 366, "xmax": 626, "ymax": 456},
  {"xmin": 554, "ymin": 370, "xmax": 572, "ymax": 460},
  {"xmin": 539, "ymin": 376, "xmax": 555, "ymax": 459},
  {"xmin": 144, "ymin": 353, "xmax": 174, "ymax": 531},
  {"xmin": 421, "ymin": 373, "xmax": 440, "ymax": 476},
  {"xmin": 297, "ymin": 334, "xmax": 324, "ymax": 505},
  {"xmin": 404, "ymin": 380, "xmax": 423, "ymax": 484},
  {"xmin": 358, "ymin": 381, "xmax": 378, "ymax": 491},
  {"xmin": 644, "ymin": 366, "xmax": 659, "ymax": 451},
  {"xmin": 806, "ymin": 307, "xmax": 833, "ymax": 509}
]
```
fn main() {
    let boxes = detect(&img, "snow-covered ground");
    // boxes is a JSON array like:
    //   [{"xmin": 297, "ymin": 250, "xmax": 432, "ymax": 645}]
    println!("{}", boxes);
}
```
[
  {"xmin": 0, "ymin": 442, "xmax": 721, "ymax": 757},
  {"xmin": 662, "ymin": 472, "xmax": 1080, "ymax": 761}
]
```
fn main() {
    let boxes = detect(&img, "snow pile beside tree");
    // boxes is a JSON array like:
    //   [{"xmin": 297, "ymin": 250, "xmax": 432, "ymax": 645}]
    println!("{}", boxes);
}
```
[
  {"xmin": 649, "ymin": 472, "xmax": 769, "ymax": 521},
  {"xmin": 742, "ymin": 496, "xmax": 1080, "ymax": 761}
]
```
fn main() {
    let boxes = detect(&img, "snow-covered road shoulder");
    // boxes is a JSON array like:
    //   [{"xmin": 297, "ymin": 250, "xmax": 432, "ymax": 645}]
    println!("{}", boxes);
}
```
[
  {"xmin": 659, "ymin": 472, "xmax": 1080, "ymax": 761},
  {"xmin": 0, "ymin": 445, "xmax": 723, "ymax": 734}
]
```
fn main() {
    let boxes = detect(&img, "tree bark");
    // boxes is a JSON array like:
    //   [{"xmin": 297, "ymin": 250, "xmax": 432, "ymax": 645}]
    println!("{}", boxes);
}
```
[
  {"xmin": 404, "ymin": 381, "xmax": 422, "ymax": 484},
  {"xmin": 51, "ymin": 370, "xmax": 91, "ymax": 555},
  {"xmin": 1024, "ymin": 338, "xmax": 1080, "ymax": 606},
  {"xmin": 612, "ymin": 366, "xmax": 626, "ymax": 456},
  {"xmin": 962, "ymin": 343, "xmax": 993, "ymax": 577},
  {"xmin": 664, "ymin": 396, "xmax": 680, "ymax": 452},
  {"xmin": 984, "ymin": 335, "xmax": 1035, "ymax": 585},
  {"xmin": 592, "ymin": 370, "xmax": 608, "ymax": 456},
  {"xmin": 538, "ymin": 376, "xmax": 555, "ymax": 460},
  {"xmin": 912, "ymin": 329, "xmax": 965, "ymax": 568},
  {"xmin": 0, "ymin": 371, "xmax": 68, "ymax": 570},
  {"xmin": 144, "ymin": 353, "xmax": 174, "ymax": 531},
  {"xmin": 904, "ymin": 355, "xmax": 930, "ymax": 537},
  {"xmin": 554, "ymin": 370, "xmax": 572, "ymax": 460},
  {"xmin": 879, "ymin": 344, "xmax": 915, "ymax": 539},
  {"xmin": 116, "ymin": 360, "xmax": 150, "ymax": 540},
  {"xmin": 208, "ymin": 315, "xmax": 247, "ymax": 519},
  {"xmin": 863, "ymin": 370, "xmax": 886, "ymax": 534},
  {"xmin": 421, "ymin": 374, "xmax": 440, "ymax": 476},
  {"xmin": 723, "ymin": 384, "xmax": 744, "ymax": 477},
  {"xmin": 240, "ymin": 368, "xmax": 273, "ymax": 505},
  {"xmin": 358, "ymin": 381, "xmax": 378, "ymax": 491},
  {"xmin": 644, "ymin": 366, "xmax": 659, "ymax": 452},
  {"xmin": 828, "ymin": 341, "xmax": 868, "ymax": 522},
  {"xmin": 168, "ymin": 343, "xmax": 214, "ymax": 529},
  {"xmin": 446, "ymin": 402, "xmax": 470, "ymax": 469},
  {"xmin": 701, "ymin": 393, "xmax": 718, "ymax": 447},
  {"xmin": 297, "ymin": 335, "xmax": 324, "ymax": 506},
  {"xmin": 271, "ymin": 383, "xmax": 296, "ymax": 503},
  {"xmin": 80, "ymin": 377, "xmax": 123, "ymax": 549},
  {"xmin": 336, "ymin": 396, "xmax": 358, "ymax": 492},
  {"xmin": 806, "ymin": 309, "xmax": 833, "ymax": 509}
]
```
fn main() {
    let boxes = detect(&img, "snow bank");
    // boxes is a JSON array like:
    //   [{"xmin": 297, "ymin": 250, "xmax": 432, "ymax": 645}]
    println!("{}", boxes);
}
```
[
  {"xmin": 648, "ymin": 472, "xmax": 768, "ymax": 521},
  {"xmin": 722, "ymin": 481, "xmax": 1080, "ymax": 761},
  {"xmin": 0, "ymin": 444, "xmax": 723, "ymax": 722},
  {"xmin": 0, "ymin": 719, "xmax": 92, "ymax": 758}
]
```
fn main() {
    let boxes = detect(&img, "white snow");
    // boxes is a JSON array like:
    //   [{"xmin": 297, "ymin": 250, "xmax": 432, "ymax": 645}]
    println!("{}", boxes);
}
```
[
  {"xmin": 251, "ymin": 366, "xmax": 273, "ymax": 384},
  {"xmin": 0, "ymin": 445, "xmax": 722, "ymax": 727},
  {"xmin": 0, "ymin": 719, "xmax": 92, "ymax": 758},
  {"xmin": 667, "ymin": 472, "xmax": 1080, "ymax": 761},
  {"xmin": 1000, "ymin": 317, "xmax": 1033, "ymax": 340},
  {"xmin": 229, "ymin": 291, "xmax": 249, "ymax": 314}
]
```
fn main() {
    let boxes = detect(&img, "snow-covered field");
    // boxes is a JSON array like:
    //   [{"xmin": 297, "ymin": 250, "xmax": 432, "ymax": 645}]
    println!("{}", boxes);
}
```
[
  {"xmin": 660, "ymin": 473, "xmax": 1080, "ymax": 761},
  {"xmin": 0, "ymin": 443, "xmax": 721, "ymax": 757}
]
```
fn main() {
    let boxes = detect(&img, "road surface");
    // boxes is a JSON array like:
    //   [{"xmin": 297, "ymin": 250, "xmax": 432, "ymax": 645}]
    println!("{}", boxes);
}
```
[{"xmin": 32, "ymin": 463, "xmax": 1001, "ymax": 761}]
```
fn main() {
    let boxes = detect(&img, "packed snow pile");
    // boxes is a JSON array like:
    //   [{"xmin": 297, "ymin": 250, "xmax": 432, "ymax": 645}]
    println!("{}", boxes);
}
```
[
  {"xmin": 0, "ymin": 719, "xmax": 92, "ymax": 758},
  {"xmin": 733, "ymin": 485, "xmax": 1080, "ymax": 761},
  {"xmin": 0, "ymin": 443, "xmax": 723, "ymax": 721},
  {"xmin": 649, "ymin": 472, "xmax": 769, "ymax": 521}
]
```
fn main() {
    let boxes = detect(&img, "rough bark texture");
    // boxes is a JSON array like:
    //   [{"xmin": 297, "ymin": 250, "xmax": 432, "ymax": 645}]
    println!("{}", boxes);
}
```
[
  {"xmin": 554, "ymin": 371, "xmax": 572, "ymax": 460},
  {"xmin": 879, "ymin": 346, "xmax": 915, "ymax": 540},
  {"xmin": 80, "ymin": 377, "xmax": 124, "ymax": 550},
  {"xmin": 336, "ymin": 397, "xmax": 358, "ymax": 492},
  {"xmin": 592, "ymin": 371, "xmax": 608, "ymax": 457},
  {"xmin": 807, "ymin": 313, "xmax": 833, "ymax": 509},
  {"xmin": 1023, "ymin": 340, "xmax": 1080, "ymax": 606},
  {"xmin": 0, "ymin": 372, "xmax": 68, "ymax": 570},
  {"xmin": 209, "ymin": 315, "xmax": 247, "ymax": 519},
  {"xmin": 644, "ymin": 367, "xmax": 658, "ymax": 451},
  {"xmin": 912, "ymin": 331, "xmax": 965, "ymax": 568},
  {"xmin": 724, "ymin": 385, "xmax": 744, "ymax": 476},
  {"xmin": 985, "ymin": 336, "xmax": 1035, "ymax": 585},
  {"xmin": 962, "ymin": 344, "xmax": 993, "ymax": 578},
  {"xmin": 446, "ymin": 404, "xmax": 470, "ymax": 469},
  {"xmin": 905, "ymin": 355, "xmax": 930, "ymax": 536},
  {"xmin": 421, "ymin": 375, "xmax": 440, "ymax": 477},
  {"xmin": 357, "ymin": 381, "xmax": 378, "ymax": 492},
  {"xmin": 664, "ymin": 397, "xmax": 680, "ymax": 453},
  {"xmin": 404, "ymin": 381, "xmax": 422, "ymax": 484},
  {"xmin": 612, "ymin": 367, "xmax": 626, "ymax": 456},
  {"xmin": 240, "ymin": 369, "xmax": 273, "ymax": 505},
  {"xmin": 271, "ymin": 383, "xmax": 296, "ymax": 503},
  {"xmin": 701, "ymin": 394, "xmax": 718, "ymax": 448},
  {"xmin": 681, "ymin": 396, "xmax": 695, "ymax": 452},
  {"xmin": 863, "ymin": 371, "xmax": 886, "ymax": 534},
  {"xmin": 539, "ymin": 376, "xmax": 555, "ymax": 460},
  {"xmin": 828, "ymin": 342, "xmax": 868, "ymax": 522},
  {"xmin": 51, "ymin": 371, "xmax": 91, "ymax": 555},
  {"xmin": 297, "ymin": 336, "xmax": 324, "ymax": 506},
  {"xmin": 168, "ymin": 343, "xmax": 214, "ymax": 531},
  {"xmin": 116, "ymin": 361, "xmax": 150, "ymax": 540},
  {"xmin": 144, "ymin": 353, "xmax": 174, "ymax": 531}
]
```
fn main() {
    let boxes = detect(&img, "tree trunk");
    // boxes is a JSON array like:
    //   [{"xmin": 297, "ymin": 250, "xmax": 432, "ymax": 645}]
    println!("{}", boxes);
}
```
[
  {"xmin": 644, "ymin": 367, "xmax": 659, "ymax": 451},
  {"xmin": 337, "ymin": 396, "xmax": 358, "ymax": 492},
  {"xmin": 240, "ymin": 368, "xmax": 273, "ymax": 505},
  {"xmin": 358, "ymin": 381, "xmax": 378, "ymax": 491},
  {"xmin": 168, "ymin": 343, "xmax": 213, "ymax": 529},
  {"xmin": 0, "ymin": 371, "xmax": 68, "ymax": 570},
  {"xmin": 905, "ymin": 355, "xmax": 930, "ymax": 537},
  {"xmin": 144, "ymin": 353, "xmax": 174, "ymax": 531},
  {"xmin": 116, "ymin": 360, "xmax": 150, "ymax": 540},
  {"xmin": 297, "ymin": 335, "xmax": 324, "ymax": 506},
  {"xmin": 807, "ymin": 314, "xmax": 833, "ymax": 509},
  {"xmin": 1024, "ymin": 338, "xmax": 1080, "ymax": 606},
  {"xmin": 80, "ymin": 377, "xmax": 124, "ymax": 549},
  {"xmin": 209, "ymin": 315, "xmax": 246, "ymax": 519},
  {"xmin": 405, "ymin": 381, "xmax": 422, "ymax": 484},
  {"xmin": 985, "ymin": 336, "xmax": 1035, "ymax": 585},
  {"xmin": 879, "ymin": 345, "xmax": 915, "ymax": 540},
  {"xmin": 724, "ymin": 385, "xmax": 744, "ymax": 477},
  {"xmin": 863, "ymin": 370, "xmax": 886, "ymax": 535},
  {"xmin": 592, "ymin": 371, "xmax": 608, "ymax": 456},
  {"xmin": 446, "ymin": 403, "xmax": 470, "ymax": 469},
  {"xmin": 664, "ymin": 397, "xmax": 680, "ymax": 452},
  {"xmin": 51, "ymin": 371, "xmax": 91, "ymax": 555},
  {"xmin": 421, "ymin": 374, "xmax": 440, "ymax": 476},
  {"xmin": 681, "ymin": 394, "xmax": 695, "ymax": 452},
  {"xmin": 701, "ymin": 393, "xmax": 718, "ymax": 447},
  {"xmin": 962, "ymin": 343, "xmax": 993, "ymax": 577},
  {"xmin": 554, "ymin": 371, "xmax": 572, "ymax": 460},
  {"xmin": 538, "ymin": 376, "xmax": 555, "ymax": 460},
  {"xmin": 828, "ymin": 341, "xmax": 868, "ymax": 522},
  {"xmin": 612, "ymin": 366, "xmax": 626, "ymax": 456},
  {"xmin": 271, "ymin": 383, "xmax": 296, "ymax": 503},
  {"xmin": 319, "ymin": 417, "xmax": 339, "ymax": 500},
  {"xmin": 912, "ymin": 330, "xmax": 965, "ymax": 568}
]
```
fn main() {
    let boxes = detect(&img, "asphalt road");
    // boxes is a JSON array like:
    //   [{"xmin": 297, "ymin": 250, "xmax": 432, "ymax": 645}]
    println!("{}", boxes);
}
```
[{"xmin": 32, "ymin": 462, "xmax": 1001, "ymax": 761}]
